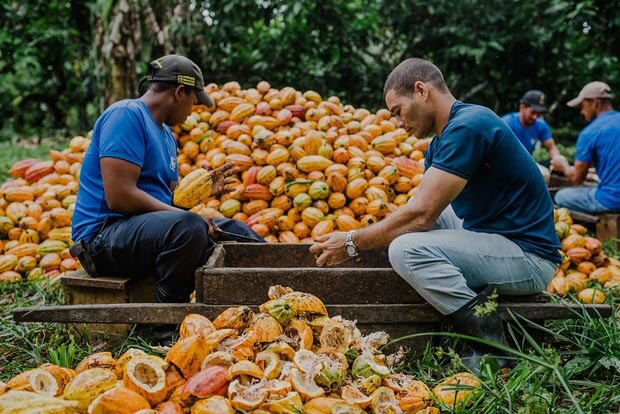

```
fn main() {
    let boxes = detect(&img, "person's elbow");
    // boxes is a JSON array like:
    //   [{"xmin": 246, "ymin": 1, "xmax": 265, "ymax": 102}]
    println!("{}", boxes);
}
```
[{"xmin": 105, "ymin": 187, "xmax": 133, "ymax": 213}]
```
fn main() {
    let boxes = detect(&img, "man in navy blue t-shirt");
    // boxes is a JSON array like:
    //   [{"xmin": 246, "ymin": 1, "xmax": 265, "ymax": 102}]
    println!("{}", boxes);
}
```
[
  {"xmin": 501, "ymin": 90, "xmax": 562, "ymax": 183},
  {"xmin": 552, "ymin": 81, "xmax": 620, "ymax": 214},
  {"xmin": 72, "ymin": 55, "xmax": 262, "ymax": 314},
  {"xmin": 310, "ymin": 58, "xmax": 560, "ymax": 374}
]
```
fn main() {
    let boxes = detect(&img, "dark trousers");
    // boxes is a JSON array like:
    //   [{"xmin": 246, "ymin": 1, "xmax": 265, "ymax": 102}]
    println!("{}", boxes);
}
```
[{"xmin": 89, "ymin": 211, "xmax": 263, "ymax": 302}]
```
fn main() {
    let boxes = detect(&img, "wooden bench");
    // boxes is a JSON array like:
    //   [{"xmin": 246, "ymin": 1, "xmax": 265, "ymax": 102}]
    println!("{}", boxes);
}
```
[
  {"xmin": 569, "ymin": 210, "xmax": 620, "ymax": 247},
  {"xmin": 14, "ymin": 243, "xmax": 611, "ymax": 350},
  {"xmin": 548, "ymin": 173, "xmax": 619, "ymax": 244},
  {"xmin": 57, "ymin": 271, "xmax": 156, "ymax": 339}
]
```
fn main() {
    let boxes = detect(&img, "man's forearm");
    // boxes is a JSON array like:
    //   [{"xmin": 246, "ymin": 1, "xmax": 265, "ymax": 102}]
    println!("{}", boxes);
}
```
[
  {"xmin": 353, "ymin": 205, "xmax": 434, "ymax": 250},
  {"xmin": 548, "ymin": 146, "xmax": 561, "ymax": 160}
]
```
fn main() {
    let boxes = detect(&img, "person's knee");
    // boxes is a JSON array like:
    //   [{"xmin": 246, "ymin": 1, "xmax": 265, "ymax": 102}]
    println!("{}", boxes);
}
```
[
  {"xmin": 388, "ymin": 235, "xmax": 441, "ymax": 288},
  {"xmin": 389, "ymin": 234, "xmax": 440, "ymax": 262},
  {"xmin": 170, "ymin": 212, "xmax": 208, "ymax": 244},
  {"xmin": 554, "ymin": 189, "xmax": 569, "ymax": 206}
]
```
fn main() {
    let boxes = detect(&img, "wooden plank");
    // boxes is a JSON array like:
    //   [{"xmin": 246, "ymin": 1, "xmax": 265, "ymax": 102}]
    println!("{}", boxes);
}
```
[
  {"xmin": 197, "ymin": 244, "xmax": 226, "ymax": 303},
  {"xmin": 569, "ymin": 210, "xmax": 599, "ymax": 225},
  {"xmin": 215, "ymin": 243, "xmax": 391, "ymax": 268},
  {"xmin": 13, "ymin": 303, "xmax": 209, "ymax": 325},
  {"xmin": 128, "ymin": 278, "xmax": 157, "ymax": 303},
  {"xmin": 596, "ymin": 214, "xmax": 619, "ymax": 244},
  {"xmin": 13, "ymin": 302, "xmax": 611, "ymax": 325},
  {"xmin": 61, "ymin": 270, "xmax": 130, "ymax": 291},
  {"xmin": 549, "ymin": 174, "xmax": 574, "ymax": 188},
  {"xmin": 201, "ymin": 267, "xmax": 422, "ymax": 304}
]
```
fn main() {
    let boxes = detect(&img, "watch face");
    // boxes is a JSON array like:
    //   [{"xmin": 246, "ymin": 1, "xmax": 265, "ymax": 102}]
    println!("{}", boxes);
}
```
[{"xmin": 346, "ymin": 244, "xmax": 357, "ymax": 256}]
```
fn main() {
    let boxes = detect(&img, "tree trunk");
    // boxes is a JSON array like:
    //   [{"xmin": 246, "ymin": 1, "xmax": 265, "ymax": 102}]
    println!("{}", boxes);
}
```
[
  {"xmin": 97, "ymin": 0, "xmax": 141, "ymax": 106},
  {"xmin": 92, "ymin": 0, "xmax": 194, "ymax": 108}
]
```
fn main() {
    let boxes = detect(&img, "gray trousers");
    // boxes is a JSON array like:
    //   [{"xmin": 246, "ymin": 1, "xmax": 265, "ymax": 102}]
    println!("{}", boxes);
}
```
[{"xmin": 388, "ymin": 206, "xmax": 557, "ymax": 315}]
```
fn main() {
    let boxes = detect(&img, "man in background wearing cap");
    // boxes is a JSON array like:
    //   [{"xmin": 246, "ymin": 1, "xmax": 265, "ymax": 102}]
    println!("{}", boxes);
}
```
[
  {"xmin": 72, "ymin": 54, "xmax": 262, "ymax": 322},
  {"xmin": 552, "ymin": 81, "xmax": 620, "ymax": 214},
  {"xmin": 501, "ymin": 90, "xmax": 562, "ymax": 184}
]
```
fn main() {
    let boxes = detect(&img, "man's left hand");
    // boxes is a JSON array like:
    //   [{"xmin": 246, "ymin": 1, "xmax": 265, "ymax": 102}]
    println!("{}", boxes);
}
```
[{"xmin": 309, "ymin": 231, "xmax": 351, "ymax": 267}]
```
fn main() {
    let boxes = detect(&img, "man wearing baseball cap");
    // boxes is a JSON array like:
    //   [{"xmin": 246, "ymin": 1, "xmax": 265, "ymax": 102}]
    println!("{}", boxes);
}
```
[
  {"xmin": 501, "ymin": 90, "xmax": 562, "ymax": 184},
  {"xmin": 552, "ymin": 81, "xmax": 620, "ymax": 214},
  {"xmin": 72, "ymin": 54, "xmax": 263, "ymax": 341}
]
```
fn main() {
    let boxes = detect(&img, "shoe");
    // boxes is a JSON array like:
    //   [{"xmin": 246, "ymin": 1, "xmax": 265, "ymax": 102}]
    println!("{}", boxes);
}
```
[
  {"xmin": 447, "ymin": 285, "xmax": 509, "ymax": 375},
  {"xmin": 151, "ymin": 324, "xmax": 178, "ymax": 348}
]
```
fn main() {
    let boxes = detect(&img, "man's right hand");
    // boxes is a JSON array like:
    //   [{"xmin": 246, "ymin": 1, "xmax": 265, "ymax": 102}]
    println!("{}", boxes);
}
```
[
  {"xmin": 550, "ymin": 155, "xmax": 569, "ymax": 174},
  {"xmin": 210, "ymin": 163, "xmax": 240, "ymax": 197}
]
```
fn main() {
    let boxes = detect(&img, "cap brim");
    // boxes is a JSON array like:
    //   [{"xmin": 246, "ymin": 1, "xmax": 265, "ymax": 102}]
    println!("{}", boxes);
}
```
[
  {"xmin": 530, "ymin": 103, "xmax": 548, "ymax": 113},
  {"xmin": 196, "ymin": 89, "xmax": 214, "ymax": 107},
  {"xmin": 567, "ymin": 96, "xmax": 583, "ymax": 108}
]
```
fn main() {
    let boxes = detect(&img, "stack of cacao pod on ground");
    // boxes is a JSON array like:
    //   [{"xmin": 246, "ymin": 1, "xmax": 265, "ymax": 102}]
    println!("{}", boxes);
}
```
[
  {"xmin": 0, "ymin": 136, "xmax": 90, "ymax": 284},
  {"xmin": 547, "ymin": 208, "xmax": 620, "ymax": 304},
  {"xmin": 0, "ymin": 286, "xmax": 481, "ymax": 413},
  {"xmin": 171, "ymin": 81, "xmax": 431, "ymax": 244}
]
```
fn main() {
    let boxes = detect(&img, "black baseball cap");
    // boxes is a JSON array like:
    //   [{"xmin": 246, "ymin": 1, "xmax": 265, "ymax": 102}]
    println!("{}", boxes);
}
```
[
  {"xmin": 520, "ymin": 90, "xmax": 548, "ymax": 113},
  {"xmin": 141, "ymin": 54, "xmax": 214, "ymax": 107}
]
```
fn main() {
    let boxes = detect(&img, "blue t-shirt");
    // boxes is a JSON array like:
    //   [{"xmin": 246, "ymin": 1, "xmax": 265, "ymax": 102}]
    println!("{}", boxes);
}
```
[
  {"xmin": 575, "ymin": 110, "xmax": 620, "ymax": 210},
  {"xmin": 72, "ymin": 99, "xmax": 179, "ymax": 243},
  {"xmin": 501, "ymin": 112, "xmax": 552, "ymax": 154},
  {"xmin": 425, "ymin": 101, "xmax": 561, "ymax": 264}
]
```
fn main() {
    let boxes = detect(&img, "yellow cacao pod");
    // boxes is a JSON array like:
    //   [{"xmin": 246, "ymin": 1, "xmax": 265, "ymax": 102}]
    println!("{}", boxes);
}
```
[{"xmin": 173, "ymin": 168, "xmax": 213, "ymax": 209}]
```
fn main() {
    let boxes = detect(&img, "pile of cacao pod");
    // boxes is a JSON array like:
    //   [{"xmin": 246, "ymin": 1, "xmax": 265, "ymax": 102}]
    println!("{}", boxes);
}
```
[
  {"xmin": 0, "ymin": 286, "xmax": 482, "ymax": 413},
  {"xmin": 547, "ymin": 208, "xmax": 620, "ymax": 304},
  {"xmin": 0, "ymin": 136, "xmax": 90, "ymax": 283},
  {"xmin": 171, "ymin": 81, "xmax": 430, "ymax": 244}
]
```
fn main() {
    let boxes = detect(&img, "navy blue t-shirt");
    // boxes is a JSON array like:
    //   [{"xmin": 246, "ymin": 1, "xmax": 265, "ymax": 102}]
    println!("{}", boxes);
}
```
[
  {"xmin": 501, "ymin": 112, "xmax": 552, "ymax": 154},
  {"xmin": 575, "ymin": 110, "xmax": 620, "ymax": 210},
  {"xmin": 425, "ymin": 101, "xmax": 561, "ymax": 263},
  {"xmin": 72, "ymin": 99, "xmax": 179, "ymax": 243}
]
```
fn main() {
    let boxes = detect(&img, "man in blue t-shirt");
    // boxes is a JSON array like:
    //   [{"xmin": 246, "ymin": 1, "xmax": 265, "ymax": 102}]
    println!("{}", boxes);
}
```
[
  {"xmin": 501, "ymin": 90, "xmax": 562, "ymax": 184},
  {"xmin": 310, "ymin": 58, "xmax": 560, "ymax": 374},
  {"xmin": 72, "ymin": 55, "xmax": 262, "ymax": 314},
  {"xmin": 552, "ymin": 81, "xmax": 620, "ymax": 213}
]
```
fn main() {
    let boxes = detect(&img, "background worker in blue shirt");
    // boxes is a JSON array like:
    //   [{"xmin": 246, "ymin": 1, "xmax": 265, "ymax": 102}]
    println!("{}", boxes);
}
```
[
  {"xmin": 552, "ymin": 81, "xmax": 620, "ymax": 214},
  {"xmin": 310, "ymin": 58, "xmax": 561, "ymax": 374},
  {"xmin": 501, "ymin": 90, "xmax": 562, "ymax": 184}
]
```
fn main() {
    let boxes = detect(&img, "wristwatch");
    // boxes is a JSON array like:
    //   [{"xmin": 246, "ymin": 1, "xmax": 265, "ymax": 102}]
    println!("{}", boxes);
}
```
[{"xmin": 344, "ymin": 231, "xmax": 359, "ymax": 257}]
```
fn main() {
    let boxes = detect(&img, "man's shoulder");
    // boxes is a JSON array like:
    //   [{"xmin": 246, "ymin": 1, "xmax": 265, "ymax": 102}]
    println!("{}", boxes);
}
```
[
  {"xmin": 582, "ymin": 111, "xmax": 620, "ymax": 137},
  {"xmin": 500, "ymin": 112, "xmax": 518, "ymax": 121},
  {"xmin": 101, "ymin": 99, "xmax": 144, "ymax": 118},
  {"xmin": 449, "ymin": 102, "xmax": 501, "ymax": 133}
]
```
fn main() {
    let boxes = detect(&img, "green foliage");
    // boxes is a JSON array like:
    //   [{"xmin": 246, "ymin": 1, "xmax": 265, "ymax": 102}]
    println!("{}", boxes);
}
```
[
  {"xmin": 393, "ymin": 301, "xmax": 620, "ymax": 413},
  {"xmin": 2, "ymin": 0, "xmax": 619, "ymax": 141},
  {"xmin": 0, "ymin": 0, "xmax": 97, "ymax": 141},
  {"xmin": 0, "ymin": 279, "xmax": 163, "ymax": 380},
  {"xmin": 0, "ymin": 279, "xmax": 90, "ymax": 380}
]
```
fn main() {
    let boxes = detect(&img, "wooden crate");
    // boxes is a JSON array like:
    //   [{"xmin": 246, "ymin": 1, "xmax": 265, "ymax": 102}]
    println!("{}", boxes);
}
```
[
  {"xmin": 196, "ymin": 243, "xmax": 611, "ymax": 349},
  {"xmin": 569, "ymin": 211, "xmax": 620, "ymax": 247},
  {"xmin": 14, "ymin": 243, "xmax": 612, "ymax": 348}
]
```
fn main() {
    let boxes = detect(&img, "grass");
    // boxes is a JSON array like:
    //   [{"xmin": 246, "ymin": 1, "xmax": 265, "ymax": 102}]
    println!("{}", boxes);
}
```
[
  {"xmin": 0, "ymin": 279, "xmax": 162, "ymax": 381},
  {"xmin": 391, "ymin": 294, "xmax": 620, "ymax": 413}
]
